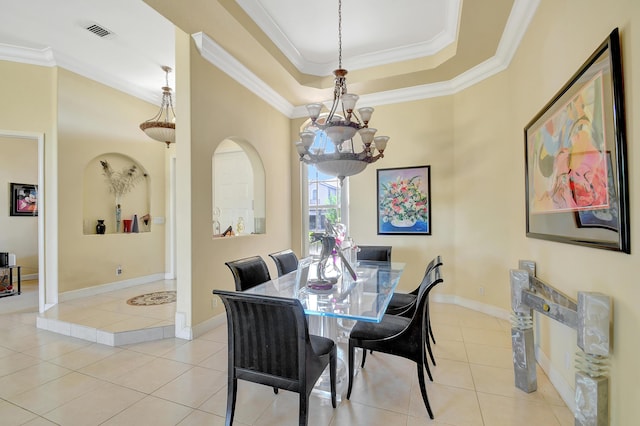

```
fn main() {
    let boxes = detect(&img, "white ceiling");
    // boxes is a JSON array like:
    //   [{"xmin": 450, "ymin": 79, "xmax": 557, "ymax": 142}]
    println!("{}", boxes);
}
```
[
  {"xmin": 0, "ymin": 0, "xmax": 538, "ymax": 112},
  {"xmin": 0, "ymin": 0, "xmax": 175, "ymax": 105},
  {"xmin": 234, "ymin": 0, "xmax": 461, "ymax": 76}
]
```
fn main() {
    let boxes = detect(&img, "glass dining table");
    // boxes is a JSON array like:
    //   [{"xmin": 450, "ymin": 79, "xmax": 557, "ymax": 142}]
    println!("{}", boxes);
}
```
[{"xmin": 243, "ymin": 260, "xmax": 406, "ymax": 397}]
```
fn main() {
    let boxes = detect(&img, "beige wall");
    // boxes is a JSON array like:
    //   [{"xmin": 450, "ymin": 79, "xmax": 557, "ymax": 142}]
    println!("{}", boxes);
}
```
[
  {"xmin": 347, "ymin": 97, "xmax": 456, "ymax": 292},
  {"xmin": 0, "ymin": 137, "xmax": 38, "ymax": 275},
  {"xmin": 292, "ymin": 1, "xmax": 640, "ymax": 421},
  {"xmin": 0, "ymin": 61, "xmax": 55, "ymax": 286},
  {"xmin": 449, "ymin": 0, "xmax": 638, "ymax": 423},
  {"xmin": 183, "ymin": 36, "xmax": 293, "ymax": 326},
  {"xmin": 56, "ymin": 69, "xmax": 168, "ymax": 292},
  {"xmin": 2, "ymin": 0, "xmax": 640, "ymax": 420}
]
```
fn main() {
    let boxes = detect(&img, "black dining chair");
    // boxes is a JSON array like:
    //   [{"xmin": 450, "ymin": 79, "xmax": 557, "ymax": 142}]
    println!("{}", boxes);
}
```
[
  {"xmin": 386, "ymin": 255, "xmax": 443, "ymax": 366},
  {"xmin": 268, "ymin": 249, "xmax": 299, "ymax": 277},
  {"xmin": 356, "ymin": 245, "xmax": 392, "ymax": 262},
  {"xmin": 213, "ymin": 289, "xmax": 337, "ymax": 426},
  {"xmin": 224, "ymin": 256, "xmax": 271, "ymax": 291},
  {"xmin": 346, "ymin": 266, "xmax": 443, "ymax": 420}
]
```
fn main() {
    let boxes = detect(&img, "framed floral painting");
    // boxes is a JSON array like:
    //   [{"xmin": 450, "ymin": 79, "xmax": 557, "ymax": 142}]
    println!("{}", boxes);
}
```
[{"xmin": 377, "ymin": 166, "xmax": 431, "ymax": 235}]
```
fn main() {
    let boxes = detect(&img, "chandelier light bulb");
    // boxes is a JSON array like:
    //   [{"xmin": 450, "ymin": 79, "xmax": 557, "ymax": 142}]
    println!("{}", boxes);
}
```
[
  {"xmin": 374, "ymin": 136, "xmax": 390, "ymax": 153},
  {"xmin": 306, "ymin": 103, "xmax": 323, "ymax": 122},
  {"xmin": 341, "ymin": 93, "xmax": 359, "ymax": 114},
  {"xmin": 358, "ymin": 128, "xmax": 377, "ymax": 146},
  {"xmin": 358, "ymin": 107, "xmax": 374, "ymax": 125},
  {"xmin": 300, "ymin": 131, "xmax": 316, "ymax": 148}
]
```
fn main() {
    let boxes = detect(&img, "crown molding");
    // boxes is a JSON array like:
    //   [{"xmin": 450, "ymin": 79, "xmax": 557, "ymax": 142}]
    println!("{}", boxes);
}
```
[
  {"xmin": 291, "ymin": 0, "xmax": 539, "ymax": 118},
  {"xmin": 0, "ymin": 43, "xmax": 55, "ymax": 66},
  {"xmin": 192, "ymin": 32, "xmax": 295, "ymax": 117},
  {"xmin": 236, "ymin": 0, "xmax": 462, "ymax": 76},
  {"xmin": 0, "ymin": 0, "xmax": 538, "ymax": 116},
  {"xmin": 0, "ymin": 42, "xmax": 161, "ymax": 105}
]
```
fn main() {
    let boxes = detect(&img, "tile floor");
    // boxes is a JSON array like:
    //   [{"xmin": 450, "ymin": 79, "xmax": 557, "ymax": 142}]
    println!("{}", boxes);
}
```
[
  {"xmin": 36, "ymin": 281, "xmax": 177, "ymax": 346},
  {"xmin": 0, "ymin": 280, "xmax": 573, "ymax": 425}
]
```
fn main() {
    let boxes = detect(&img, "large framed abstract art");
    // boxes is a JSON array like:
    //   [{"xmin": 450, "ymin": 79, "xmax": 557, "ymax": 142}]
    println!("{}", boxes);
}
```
[
  {"xmin": 524, "ymin": 28, "xmax": 629, "ymax": 253},
  {"xmin": 377, "ymin": 165, "xmax": 431, "ymax": 235}
]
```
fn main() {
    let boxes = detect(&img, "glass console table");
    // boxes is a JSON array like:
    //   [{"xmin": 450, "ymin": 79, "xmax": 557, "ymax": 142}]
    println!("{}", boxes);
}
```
[
  {"xmin": 244, "ymin": 260, "xmax": 405, "ymax": 397},
  {"xmin": 0, "ymin": 266, "xmax": 21, "ymax": 298}
]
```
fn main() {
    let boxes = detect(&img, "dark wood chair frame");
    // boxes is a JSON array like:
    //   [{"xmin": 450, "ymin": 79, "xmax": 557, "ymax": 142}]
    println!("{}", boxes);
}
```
[
  {"xmin": 386, "ymin": 255, "xmax": 443, "ymax": 366},
  {"xmin": 224, "ymin": 255, "xmax": 271, "ymax": 291},
  {"xmin": 268, "ymin": 249, "xmax": 299, "ymax": 277},
  {"xmin": 346, "ymin": 266, "xmax": 444, "ymax": 419},
  {"xmin": 356, "ymin": 245, "xmax": 392, "ymax": 262},
  {"xmin": 213, "ymin": 290, "xmax": 337, "ymax": 426}
]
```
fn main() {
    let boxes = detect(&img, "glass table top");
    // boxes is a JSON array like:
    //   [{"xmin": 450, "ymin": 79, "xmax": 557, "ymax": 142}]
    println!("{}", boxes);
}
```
[{"xmin": 244, "ymin": 260, "xmax": 405, "ymax": 323}]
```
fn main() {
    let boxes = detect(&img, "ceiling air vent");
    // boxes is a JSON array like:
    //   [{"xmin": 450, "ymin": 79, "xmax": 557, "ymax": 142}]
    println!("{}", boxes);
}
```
[{"xmin": 84, "ymin": 22, "xmax": 115, "ymax": 39}]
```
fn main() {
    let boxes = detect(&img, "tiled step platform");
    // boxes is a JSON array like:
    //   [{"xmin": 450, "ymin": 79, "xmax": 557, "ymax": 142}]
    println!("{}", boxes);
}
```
[{"xmin": 36, "ymin": 280, "xmax": 177, "ymax": 346}]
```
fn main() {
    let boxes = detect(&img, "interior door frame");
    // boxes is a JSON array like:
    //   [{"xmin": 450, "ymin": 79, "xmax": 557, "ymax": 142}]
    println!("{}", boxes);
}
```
[{"xmin": 0, "ymin": 129, "xmax": 55, "ymax": 312}]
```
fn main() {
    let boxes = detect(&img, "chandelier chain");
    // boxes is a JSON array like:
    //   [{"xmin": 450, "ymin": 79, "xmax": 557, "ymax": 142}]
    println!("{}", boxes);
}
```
[{"xmin": 338, "ymin": 0, "xmax": 342, "ymax": 69}]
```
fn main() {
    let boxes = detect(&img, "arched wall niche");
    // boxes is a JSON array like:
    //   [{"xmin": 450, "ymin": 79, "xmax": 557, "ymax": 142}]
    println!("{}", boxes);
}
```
[
  {"xmin": 212, "ymin": 137, "xmax": 266, "ymax": 236},
  {"xmin": 83, "ymin": 153, "xmax": 151, "ymax": 235}
]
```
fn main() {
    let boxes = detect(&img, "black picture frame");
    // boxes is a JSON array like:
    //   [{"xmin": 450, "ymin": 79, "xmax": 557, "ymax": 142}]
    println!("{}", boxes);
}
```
[
  {"xmin": 377, "ymin": 165, "xmax": 431, "ymax": 235},
  {"xmin": 524, "ymin": 28, "xmax": 629, "ymax": 253},
  {"xmin": 10, "ymin": 183, "xmax": 38, "ymax": 217}
]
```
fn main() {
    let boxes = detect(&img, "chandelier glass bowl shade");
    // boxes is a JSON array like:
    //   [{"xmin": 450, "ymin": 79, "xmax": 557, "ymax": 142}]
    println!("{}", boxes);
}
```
[
  {"xmin": 294, "ymin": 0, "xmax": 389, "ymax": 184},
  {"xmin": 140, "ymin": 66, "xmax": 176, "ymax": 148}
]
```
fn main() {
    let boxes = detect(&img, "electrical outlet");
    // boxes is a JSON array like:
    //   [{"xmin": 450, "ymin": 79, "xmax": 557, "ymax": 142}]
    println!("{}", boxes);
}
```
[
  {"xmin": 479, "ymin": 287, "xmax": 485, "ymax": 296},
  {"xmin": 116, "ymin": 265, "xmax": 122, "ymax": 276},
  {"xmin": 211, "ymin": 297, "xmax": 218, "ymax": 309}
]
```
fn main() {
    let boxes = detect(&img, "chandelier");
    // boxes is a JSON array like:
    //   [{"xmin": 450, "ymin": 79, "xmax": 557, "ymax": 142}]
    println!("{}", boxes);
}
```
[
  {"xmin": 140, "ymin": 66, "xmax": 176, "ymax": 148},
  {"xmin": 294, "ymin": 0, "xmax": 389, "ymax": 184}
]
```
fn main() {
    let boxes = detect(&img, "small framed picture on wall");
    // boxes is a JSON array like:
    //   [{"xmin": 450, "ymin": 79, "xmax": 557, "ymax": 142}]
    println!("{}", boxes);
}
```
[{"xmin": 10, "ymin": 183, "xmax": 38, "ymax": 216}]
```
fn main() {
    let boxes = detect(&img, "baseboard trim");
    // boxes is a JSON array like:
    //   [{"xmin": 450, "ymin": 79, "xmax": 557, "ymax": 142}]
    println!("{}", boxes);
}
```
[
  {"xmin": 174, "ymin": 311, "xmax": 192, "ymax": 340},
  {"xmin": 192, "ymin": 312, "xmax": 226, "ymax": 338},
  {"xmin": 174, "ymin": 311, "xmax": 225, "ymax": 340},
  {"xmin": 431, "ymin": 293, "xmax": 511, "ymax": 320},
  {"xmin": 58, "ymin": 273, "xmax": 166, "ymax": 302},
  {"xmin": 535, "ymin": 345, "xmax": 576, "ymax": 413}
]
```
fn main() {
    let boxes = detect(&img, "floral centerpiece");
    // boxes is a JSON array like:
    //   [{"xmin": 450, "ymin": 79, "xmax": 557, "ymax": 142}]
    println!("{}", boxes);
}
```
[{"xmin": 379, "ymin": 175, "xmax": 428, "ymax": 227}]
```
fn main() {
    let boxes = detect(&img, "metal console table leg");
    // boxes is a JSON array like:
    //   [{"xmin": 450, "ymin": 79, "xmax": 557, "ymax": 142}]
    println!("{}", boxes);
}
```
[{"xmin": 510, "ymin": 260, "xmax": 611, "ymax": 426}]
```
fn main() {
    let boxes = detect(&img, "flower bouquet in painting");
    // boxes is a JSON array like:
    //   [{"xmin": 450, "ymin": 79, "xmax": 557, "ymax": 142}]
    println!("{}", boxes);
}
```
[{"xmin": 377, "ymin": 166, "xmax": 431, "ymax": 235}]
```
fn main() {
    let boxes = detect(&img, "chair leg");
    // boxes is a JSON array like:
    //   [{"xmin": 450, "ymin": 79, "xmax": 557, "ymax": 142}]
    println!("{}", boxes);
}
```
[
  {"xmin": 273, "ymin": 387, "xmax": 279, "ymax": 394},
  {"xmin": 426, "ymin": 333, "xmax": 436, "ymax": 367},
  {"xmin": 424, "ymin": 351, "xmax": 433, "ymax": 382},
  {"xmin": 416, "ymin": 363, "xmax": 434, "ymax": 419},
  {"xmin": 347, "ymin": 341, "xmax": 355, "ymax": 400},
  {"xmin": 426, "ymin": 301, "xmax": 436, "ymax": 344},
  {"xmin": 361, "ymin": 347, "xmax": 368, "ymax": 368},
  {"xmin": 330, "ymin": 347, "xmax": 337, "ymax": 408},
  {"xmin": 428, "ymin": 317, "xmax": 436, "ymax": 344},
  {"xmin": 226, "ymin": 377, "xmax": 238, "ymax": 426},
  {"xmin": 299, "ymin": 392, "xmax": 310, "ymax": 426}
]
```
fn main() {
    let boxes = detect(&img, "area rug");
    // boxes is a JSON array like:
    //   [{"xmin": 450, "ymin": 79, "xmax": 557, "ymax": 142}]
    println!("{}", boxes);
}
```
[{"xmin": 126, "ymin": 290, "xmax": 176, "ymax": 306}]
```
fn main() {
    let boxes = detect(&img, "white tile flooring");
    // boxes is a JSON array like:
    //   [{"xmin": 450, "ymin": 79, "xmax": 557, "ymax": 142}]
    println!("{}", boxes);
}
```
[{"xmin": 0, "ymin": 280, "xmax": 574, "ymax": 425}]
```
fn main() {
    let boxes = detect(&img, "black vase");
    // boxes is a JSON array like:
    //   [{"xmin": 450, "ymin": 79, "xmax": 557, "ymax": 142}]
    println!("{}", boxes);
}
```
[{"xmin": 96, "ymin": 219, "xmax": 106, "ymax": 234}]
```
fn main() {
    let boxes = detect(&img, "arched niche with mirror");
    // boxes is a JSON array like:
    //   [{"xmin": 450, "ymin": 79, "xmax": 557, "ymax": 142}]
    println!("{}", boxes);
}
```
[
  {"xmin": 212, "ymin": 138, "xmax": 266, "ymax": 236},
  {"xmin": 83, "ymin": 153, "xmax": 150, "ymax": 235}
]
